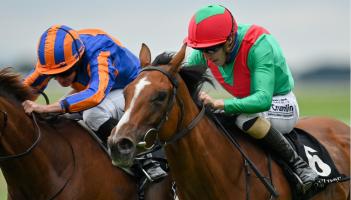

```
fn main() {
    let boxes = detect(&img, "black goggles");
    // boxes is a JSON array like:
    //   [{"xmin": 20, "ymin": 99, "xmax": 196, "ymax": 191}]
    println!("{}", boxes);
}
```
[
  {"xmin": 196, "ymin": 43, "xmax": 225, "ymax": 54},
  {"xmin": 54, "ymin": 65, "xmax": 77, "ymax": 78}
]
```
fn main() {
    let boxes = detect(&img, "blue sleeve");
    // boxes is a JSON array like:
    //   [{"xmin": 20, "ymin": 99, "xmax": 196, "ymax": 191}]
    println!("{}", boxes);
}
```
[{"xmin": 60, "ymin": 51, "xmax": 117, "ymax": 112}]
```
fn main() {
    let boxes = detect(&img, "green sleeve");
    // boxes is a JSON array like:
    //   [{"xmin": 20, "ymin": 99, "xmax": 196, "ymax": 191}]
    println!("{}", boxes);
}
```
[
  {"xmin": 186, "ymin": 50, "xmax": 207, "ymax": 66},
  {"xmin": 224, "ymin": 35, "xmax": 275, "ymax": 114}
]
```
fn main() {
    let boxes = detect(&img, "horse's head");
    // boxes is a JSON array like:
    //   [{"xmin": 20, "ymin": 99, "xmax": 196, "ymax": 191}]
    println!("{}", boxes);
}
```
[
  {"xmin": 108, "ymin": 43, "xmax": 186, "ymax": 167},
  {"xmin": 0, "ymin": 68, "xmax": 38, "ymax": 160},
  {"xmin": 0, "ymin": 68, "xmax": 35, "ymax": 136}
]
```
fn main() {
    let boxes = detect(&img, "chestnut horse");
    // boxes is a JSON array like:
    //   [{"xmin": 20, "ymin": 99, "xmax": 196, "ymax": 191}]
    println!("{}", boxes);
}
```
[
  {"xmin": 0, "ymin": 68, "xmax": 173, "ymax": 200},
  {"xmin": 108, "ymin": 44, "xmax": 350, "ymax": 200}
]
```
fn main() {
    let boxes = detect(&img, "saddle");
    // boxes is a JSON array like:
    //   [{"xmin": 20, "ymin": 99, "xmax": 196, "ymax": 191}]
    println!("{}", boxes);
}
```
[{"xmin": 211, "ymin": 112, "xmax": 349, "ymax": 200}]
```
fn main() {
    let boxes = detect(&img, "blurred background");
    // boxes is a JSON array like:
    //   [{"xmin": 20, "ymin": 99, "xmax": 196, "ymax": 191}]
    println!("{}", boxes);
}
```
[{"xmin": 0, "ymin": 0, "xmax": 349, "ymax": 198}]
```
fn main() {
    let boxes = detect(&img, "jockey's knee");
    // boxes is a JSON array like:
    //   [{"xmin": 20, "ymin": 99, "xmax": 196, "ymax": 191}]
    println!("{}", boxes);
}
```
[
  {"xmin": 82, "ymin": 108, "xmax": 110, "ymax": 132},
  {"xmin": 236, "ymin": 114, "xmax": 270, "ymax": 139}
]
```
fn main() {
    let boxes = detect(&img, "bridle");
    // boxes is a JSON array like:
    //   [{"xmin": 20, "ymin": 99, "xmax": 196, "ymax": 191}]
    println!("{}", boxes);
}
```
[
  {"xmin": 0, "ymin": 112, "xmax": 41, "ymax": 162},
  {"xmin": 0, "ymin": 91, "xmax": 49, "ymax": 161},
  {"xmin": 136, "ymin": 66, "xmax": 280, "ymax": 198},
  {"xmin": 0, "ymin": 109, "xmax": 76, "ymax": 200},
  {"xmin": 137, "ymin": 66, "xmax": 206, "ymax": 150},
  {"xmin": 0, "ymin": 110, "xmax": 7, "ymax": 137}
]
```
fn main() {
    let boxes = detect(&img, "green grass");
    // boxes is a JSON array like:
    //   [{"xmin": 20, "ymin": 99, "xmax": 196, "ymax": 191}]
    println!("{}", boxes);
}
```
[
  {"xmin": 0, "ymin": 172, "xmax": 5, "ymax": 200},
  {"xmin": 0, "ymin": 83, "xmax": 349, "ymax": 199},
  {"xmin": 295, "ymin": 84, "xmax": 350, "ymax": 123}
]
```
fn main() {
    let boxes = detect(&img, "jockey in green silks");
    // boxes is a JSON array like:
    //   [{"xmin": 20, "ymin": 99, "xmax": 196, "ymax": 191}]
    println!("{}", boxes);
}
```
[{"xmin": 184, "ymin": 4, "xmax": 319, "ymax": 194}]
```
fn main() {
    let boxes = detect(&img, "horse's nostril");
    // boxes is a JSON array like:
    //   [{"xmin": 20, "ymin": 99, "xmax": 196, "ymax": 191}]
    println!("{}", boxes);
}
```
[{"xmin": 116, "ymin": 138, "xmax": 135, "ymax": 154}]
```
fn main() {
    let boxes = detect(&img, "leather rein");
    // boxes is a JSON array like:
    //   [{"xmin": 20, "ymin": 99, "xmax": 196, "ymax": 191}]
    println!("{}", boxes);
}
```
[
  {"xmin": 137, "ymin": 66, "xmax": 205, "ymax": 150},
  {"xmin": 0, "ymin": 112, "xmax": 41, "ymax": 162},
  {"xmin": 137, "ymin": 66, "xmax": 279, "ymax": 199},
  {"xmin": 0, "ymin": 107, "xmax": 75, "ymax": 200}
]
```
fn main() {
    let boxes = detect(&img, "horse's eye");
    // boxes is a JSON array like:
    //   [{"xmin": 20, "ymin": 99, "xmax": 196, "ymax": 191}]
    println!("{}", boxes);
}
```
[{"xmin": 151, "ymin": 91, "xmax": 167, "ymax": 102}]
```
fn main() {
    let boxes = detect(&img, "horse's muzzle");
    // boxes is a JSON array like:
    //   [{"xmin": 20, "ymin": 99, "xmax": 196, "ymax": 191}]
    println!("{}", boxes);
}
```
[{"xmin": 108, "ymin": 137, "xmax": 136, "ymax": 167}]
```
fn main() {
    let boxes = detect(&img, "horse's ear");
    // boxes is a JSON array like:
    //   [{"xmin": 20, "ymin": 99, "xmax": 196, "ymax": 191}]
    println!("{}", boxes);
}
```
[
  {"xmin": 169, "ymin": 44, "xmax": 186, "ymax": 74},
  {"xmin": 139, "ymin": 43, "xmax": 151, "ymax": 67}
]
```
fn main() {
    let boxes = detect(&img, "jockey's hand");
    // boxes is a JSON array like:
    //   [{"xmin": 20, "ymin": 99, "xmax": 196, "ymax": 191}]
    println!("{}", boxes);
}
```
[
  {"xmin": 22, "ymin": 100, "xmax": 46, "ymax": 114},
  {"xmin": 199, "ymin": 91, "xmax": 224, "ymax": 110}
]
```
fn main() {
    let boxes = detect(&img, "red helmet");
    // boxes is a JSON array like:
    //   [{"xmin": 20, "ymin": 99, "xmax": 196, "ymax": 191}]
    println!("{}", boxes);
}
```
[
  {"xmin": 36, "ymin": 25, "xmax": 85, "ymax": 75},
  {"xmin": 185, "ymin": 5, "xmax": 237, "ymax": 48}
]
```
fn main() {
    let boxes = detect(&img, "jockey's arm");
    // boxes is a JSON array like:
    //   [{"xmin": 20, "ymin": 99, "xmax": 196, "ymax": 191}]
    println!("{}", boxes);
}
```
[
  {"xmin": 22, "ymin": 100, "xmax": 63, "ymax": 114},
  {"xmin": 60, "ymin": 51, "xmax": 116, "ymax": 113},
  {"xmin": 223, "ymin": 40, "xmax": 275, "ymax": 114},
  {"xmin": 59, "ymin": 89, "xmax": 79, "ymax": 101},
  {"xmin": 23, "ymin": 68, "xmax": 51, "ymax": 101}
]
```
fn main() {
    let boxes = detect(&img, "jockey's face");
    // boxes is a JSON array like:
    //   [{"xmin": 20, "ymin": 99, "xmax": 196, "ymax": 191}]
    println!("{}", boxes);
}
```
[
  {"xmin": 55, "ymin": 70, "xmax": 76, "ymax": 87},
  {"xmin": 202, "ymin": 45, "xmax": 227, "ymax": 66},
  {"xmin": 199, "ymin": 33, "xmax": 235, "ymax": 66}
]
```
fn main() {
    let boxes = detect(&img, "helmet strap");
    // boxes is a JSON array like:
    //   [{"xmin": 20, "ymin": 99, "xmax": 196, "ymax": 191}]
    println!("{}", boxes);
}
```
[
  {"xmin": 225, "ymin": 32, "xmax": 239, "ymax": 64},
  {"xmin": 224, "ymin": 34, "xmax": 235, "ymax": 53},
  {"xmin": 59, "ymin": 27, "xmax": 82, "ymax": 61}
]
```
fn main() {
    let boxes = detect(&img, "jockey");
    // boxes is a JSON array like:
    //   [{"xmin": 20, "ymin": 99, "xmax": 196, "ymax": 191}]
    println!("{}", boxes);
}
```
[
  {"xmin": 185, "ymin": 5, "xmax": 319, "ymax": 193},
  {"xmin": 22, "ymin": 24, "xmax": 167, "ymax": 181}
]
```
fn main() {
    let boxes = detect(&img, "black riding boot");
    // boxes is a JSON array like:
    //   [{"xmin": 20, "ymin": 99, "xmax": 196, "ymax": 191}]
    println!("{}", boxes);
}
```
[
  {"xmin": 261, "ymin": 127, "xmax": 319, "ymax": 194},
  {"xmin": 96, "ymin": 118, "xmax": 118, "ymax": 145}
]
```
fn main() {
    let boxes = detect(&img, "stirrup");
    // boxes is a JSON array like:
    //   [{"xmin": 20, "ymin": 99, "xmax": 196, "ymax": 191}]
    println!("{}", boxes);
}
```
[
  {"xmin": 141, "ymin": 165, "xmax": 167, "ymax": 183},
  {"xmin": 293, "ymin": 172, "xmax": 313, "ymax": 194}
]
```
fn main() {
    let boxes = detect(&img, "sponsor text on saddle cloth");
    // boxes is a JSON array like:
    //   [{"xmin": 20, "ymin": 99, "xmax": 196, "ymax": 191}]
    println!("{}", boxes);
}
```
[{"xmin": 280, "ymin": 128, "xmax": 349, "ymax": 199}]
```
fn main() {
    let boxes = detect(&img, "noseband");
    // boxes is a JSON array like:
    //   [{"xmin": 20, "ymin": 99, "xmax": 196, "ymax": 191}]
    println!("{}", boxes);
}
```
[{"xmin": 138, "ymin": 66, "xmax": 205, "ymax": 148}]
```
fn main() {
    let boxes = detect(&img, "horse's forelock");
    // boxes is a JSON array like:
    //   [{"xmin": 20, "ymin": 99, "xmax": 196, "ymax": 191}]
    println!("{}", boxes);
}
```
[
  {"xmin": 0, "ymin": 67, "xmax": 34, "ymax": 102},
  {"xmin": 151, "ymin": 51, "xmax": 175, "ymax": 66}
]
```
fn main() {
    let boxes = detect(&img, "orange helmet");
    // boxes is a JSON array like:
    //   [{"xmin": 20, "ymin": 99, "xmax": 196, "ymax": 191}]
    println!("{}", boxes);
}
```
[
  {"xmin": 185, "ymin": 5, "xmax": 237, "ymax": 48},
  {"xmin": 36, "ymin": 25, "xmax": 85, "ymax": 75}
]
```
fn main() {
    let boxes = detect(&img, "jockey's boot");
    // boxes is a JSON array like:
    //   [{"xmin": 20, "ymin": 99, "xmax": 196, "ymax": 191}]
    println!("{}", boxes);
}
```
[
  {"xmin": 261, "ymin": 127, "xmax": 319, "ymax": 194},
  {"xmin": 96, "ymin": 118, "xmax": 118, "ymax": 145},
  {"xmin": 142, "ymin": 157, "xmax": 167, "ymax": 182}
]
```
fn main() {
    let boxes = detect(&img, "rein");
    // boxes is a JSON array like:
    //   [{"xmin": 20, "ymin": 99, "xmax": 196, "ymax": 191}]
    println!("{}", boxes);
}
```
[
  {"xmin": 0, "ymin": 112, "xmax": 41, "ymax": 162},
  {"xmin": 0, "ymin": 93, "xmax": 76, "ymax": 199},
  {"xmin": 0, "ymin": 91, "xmax": 49, "ymax": 161},
  {"xmin": 137, "ymin": 66, "xmax": 206, "ymax": 150},
  {"xmin": 208, "ymin": 110, "xmax": 279, "ymax": 198},
  {"xmin": 138, "ymin": 66, "xmax": 279, "ymax": 198},
  {"xmin": 0, "ymin": 111, "xmax": 7, "ymax": 136}
]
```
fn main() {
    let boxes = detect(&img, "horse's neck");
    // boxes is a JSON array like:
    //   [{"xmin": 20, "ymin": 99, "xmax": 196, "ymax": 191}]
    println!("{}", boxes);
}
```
[
  {"xmin": 1, "ymin": 116, "xmax": 74, "ymax": 198},
  {"xmin": 163, "ymin": 89, "xmax": 244, "ymax": 199}
]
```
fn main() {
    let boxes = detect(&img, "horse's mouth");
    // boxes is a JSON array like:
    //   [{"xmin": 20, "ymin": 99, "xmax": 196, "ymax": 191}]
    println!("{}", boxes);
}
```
[
  {"xmin": 108, "ymin": 137, "xmax": 136, "ymax": 168},
  {"xmin": 111, "ymin": 157, "xmax": 133, "ymax": 168},
  {"xmin": 109, "ymin": 148, "xmax": 135, "ymax": 167}
]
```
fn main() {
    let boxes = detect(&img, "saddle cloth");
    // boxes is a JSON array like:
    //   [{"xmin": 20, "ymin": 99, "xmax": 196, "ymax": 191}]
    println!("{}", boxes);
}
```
[
  {"xmin": 277, "ymin": 128, "xmax": 349, "ymax": 200},
  {"xmin": 210, "ymin": 112, "xmax": 349, "ymax": 200}
]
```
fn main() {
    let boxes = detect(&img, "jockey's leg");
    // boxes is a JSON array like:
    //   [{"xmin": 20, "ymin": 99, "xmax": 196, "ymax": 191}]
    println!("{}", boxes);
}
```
[
  {"xmin": 82, "ymin": 89, "xmax": 124, "ymax": 144},
  {"xmin": 236, "ymin": 115, "xmax": 319, "ymax": 194},
  {"xmin": 82, "ymin": 89, "xmax": 167, "ymax": 181},
  {"xmin": 95, "ymin": 118, "xmax": 118, "ymax": 144}
]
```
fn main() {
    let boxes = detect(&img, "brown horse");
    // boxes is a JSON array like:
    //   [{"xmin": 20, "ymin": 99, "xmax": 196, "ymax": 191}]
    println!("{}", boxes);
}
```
[
  {"xmin": 108, "ymin": 44, "xmax": 350, "ymax": 200},
  {"xmin": 0, "ymin": 68, "xmax": 173, "ymax": 200}
]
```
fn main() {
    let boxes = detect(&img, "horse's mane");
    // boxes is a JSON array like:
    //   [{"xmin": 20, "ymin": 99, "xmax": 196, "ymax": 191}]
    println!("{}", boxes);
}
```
[
  {"xmin": 152, "ymin": 52, "xmax": 214, "ymax": 103},
  {"xmin": 0, "ymin": 67, "xmax": 34, "ymax": 102}
]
